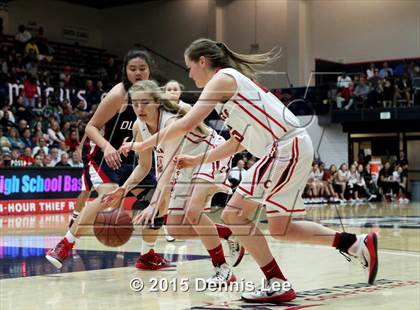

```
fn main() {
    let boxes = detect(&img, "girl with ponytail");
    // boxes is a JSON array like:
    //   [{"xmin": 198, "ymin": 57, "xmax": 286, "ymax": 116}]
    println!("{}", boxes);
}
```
[
  {"xmin": 128, "ymin": 38, "xmax": 379, "ymax": 303},
  {"xmin": 103, "ymin": 80, "xmax": 245, "ymax": 285}
]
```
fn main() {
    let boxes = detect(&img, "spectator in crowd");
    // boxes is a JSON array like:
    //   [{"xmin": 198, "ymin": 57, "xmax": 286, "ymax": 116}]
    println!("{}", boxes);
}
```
[
  {"xmin": 361, "ymin": 163, "xmax": 378, "ymax": 200},
  {"xmin": 379, "ymin": 61, "xmax": 393, "ymax": 78},
  {"xmin": 396, "ymin": 150, "xmax": 408, "ymax": 167},
  {"xmin": 44, "ymin": 90, "xmax": 63, "ymax": 122},
  {"xmin": 33, "ymin": 154, "xmax": 44, "ymax": 167},
  {"xmin": 394, "ymin": 60, "xmax": 407, "ymax": 77},
  {"xmin": 47, "ymin": 119, "xmax": 65, "ymax": 147},
  {"xmin": 105, "ymin": 57, "xmax": 118, "ymax": 85},
  {"xmin": 84, "ymin": 79, "xmax": 96, "ymax": 109},
  {"xmin": 32, "ymin": 120, "xmax": 49, "ymax": 144},
  {"xmin": 382, "ymin": 72, "xmax": 394, "ymax": 107},
  {"xmin": 20, "ymin": 146, "xmax": 34, "ymax": 166},
  {"xmin": 32, "ymin": 137, "xmax": 49, "ymax": 157},
  {"xmin": 35, "ymin": 27, "xmax": 53, "ymax": 62},
  {"xmin": 15, "ymin": 25, "xmax": 32, "ymax": 55},
  {"xmin": 2, "ymin": 147, "xmax": 11, "ymax": 166},
  {"xmin": 55, "ymin": 152, "xmax": 71, "ymax": 167},
  {"xmin": 93, "ymin": 80, "xmax": 104, "ymax": 104},
  {"xmin": 306, "ymin": 162, "xmax": 325, "ymax": 202},
  {"xmin": 21, "ymin": 127, "xmax": 34, "ymax": 149},
  {"xmin": 165, "ymin": 80, "xmax": 187, "ymax": 106},
  {"xmin": 65, "ymin": 130, "xmax": 80, "ymax": 153},
  {"xmin": 61, "ymin": 103, "xmax": 78, "ymax": 124},
  {"xmin": 347, "ymin": 76, "xmax": 370, "ymax": 109},
  {"xmin": 59, "ymin": 65, "xmax": 71, "ymax": 88},
  {"xmin": 229, "ymin": 159, "xmax": 247, "ymax": 189},
  {"xmin": 17, "ymin": 119, "xmax": 28, "ymax": 135},
  {"xmin": 366, "ymin": 63, "xmax": 376, "ymax": 79},
  {"xmin": 0, "ymin": 125, "xmax": 11, "ymax": 149},
  {"xmin": 49, "ymin": 147, "xmax": 61, "ymax": 166},
  {"xmin": 336, "ymin": 72, "xmax": 352, "ymax": 109},
  {"xmin": 394, "ymin": 75, "xmax": 411, "ymax": 107},
  {"xmin": 69, "ymin": 151, "xmax": 83, "ymax": 168},
  {"xmin": 378, "ymin": 161, "xmax": 399, "ymax": 200},
  {"xmin": 23, "ymin": 74, "xmax": 38, "ymax": 108},
  {"xmin": 10, "ymin": 147, "xmax": 24, "ymax": 166},
  {"xmin": 321, "ymin": 164, "xmax": 338, "ymax": 202},
  {"xmin": 335, "ymin": 163, "xmax": 350, "ymax": 201},
  {"xmin": 0, "ymin": 108, "xmax": 15, "ymax": 130},
  {"xmin": 7, "ymin": 127, "xmax": 25, "ymax": 151},
  {"xmin": 24, "ymin": 38, "xmax": 39, "ymax": 58},
  {"xmin": 392, "ymin": 165, "xmax": 409, "ymax": 203},
  {"xmin": 367, "ymin": 68, "xmax": 383, "ymax": 108},
  {"xmin": 42, "ymin": 154, "xmax": 53, "ymax": 167}
]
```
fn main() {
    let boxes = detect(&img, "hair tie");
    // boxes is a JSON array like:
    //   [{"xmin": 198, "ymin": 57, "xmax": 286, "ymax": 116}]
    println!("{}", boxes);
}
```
[{"xmin": 216, "ymin": 42, "xmax": 224, "ymax": 48}]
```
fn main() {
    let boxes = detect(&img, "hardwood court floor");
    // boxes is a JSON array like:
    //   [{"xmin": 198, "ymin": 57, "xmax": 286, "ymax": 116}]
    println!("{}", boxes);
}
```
[{"xmin": 1, "ymin": 201, "xmax": 419, "ymax": 310}]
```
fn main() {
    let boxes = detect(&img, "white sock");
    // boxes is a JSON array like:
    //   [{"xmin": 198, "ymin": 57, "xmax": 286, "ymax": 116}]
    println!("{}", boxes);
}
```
[
  {"xmin": 72, "ymin": 211, "xmax": 80, "ymax": 220},
  {"xmin": 348, "ymin": 235, "xmax": 362, "ymax": 256},
  {"xmin": 141, "ymin": 241, "xmax": 155, "ymax": 255},
  {"xmin": 65, "ymin": 231, "xmax": 78, "ymax": 243}
]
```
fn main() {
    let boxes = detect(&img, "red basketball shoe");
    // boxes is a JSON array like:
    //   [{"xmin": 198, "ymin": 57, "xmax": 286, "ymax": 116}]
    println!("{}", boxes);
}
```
[
  {"xmin": 135, "ymin": 249, "xmax": 175, "ymax": 270},
  {"xmin": 45, "ymin": 237, "xmax": 75, "ymax": 269}
]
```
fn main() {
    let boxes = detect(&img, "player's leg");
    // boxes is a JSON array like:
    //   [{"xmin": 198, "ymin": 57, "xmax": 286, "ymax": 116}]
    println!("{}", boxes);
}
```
[
  {"xmin": 46, "ymin": 183, "xmax": 119, "ymax": 268},
  {"xmin": 68, "ymin": 190, "xmax": 92, "ymax": 228}
]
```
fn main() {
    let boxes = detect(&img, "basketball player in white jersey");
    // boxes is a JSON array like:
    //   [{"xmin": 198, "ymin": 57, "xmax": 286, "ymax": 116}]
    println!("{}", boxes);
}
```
[
  {"xmin": 126, "ymin": 39, "xmax": 378, "ymax": 303},
  {"xmin": 103, "ymin": 80, "xmax": 244, "ymax": 284}
]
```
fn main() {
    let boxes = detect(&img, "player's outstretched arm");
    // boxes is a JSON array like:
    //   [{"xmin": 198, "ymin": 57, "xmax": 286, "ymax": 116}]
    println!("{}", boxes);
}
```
[{"xmin": 175, "ymin": 137, "xmax": 245, "ymax": 169}]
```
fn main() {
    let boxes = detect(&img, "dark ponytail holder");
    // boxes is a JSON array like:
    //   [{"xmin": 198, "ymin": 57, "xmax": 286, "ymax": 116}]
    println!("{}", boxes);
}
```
[{"xmin": 216, "ymin": 42, "xmax": 224, "ymax": 49}]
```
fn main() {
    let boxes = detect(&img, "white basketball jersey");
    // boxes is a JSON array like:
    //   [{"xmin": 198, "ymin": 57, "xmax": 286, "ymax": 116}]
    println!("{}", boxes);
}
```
[
  {"xmin": 137, "ymin": 109, "xmax": 177, "ymax": 174},
  {"xmin": 214, "ymin": 68, "xmax": 304, "ymax": 158}
]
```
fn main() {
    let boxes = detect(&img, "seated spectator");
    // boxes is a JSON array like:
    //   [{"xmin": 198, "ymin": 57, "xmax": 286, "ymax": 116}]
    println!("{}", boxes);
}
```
[
  {"xmin": 64, "ymin": 130, "xmax": 80, "ymax": 153},
  {"xmin": 335, "ymin": 163, "xmax": 350, "ymax": 201},
  {"xmin": 2, "ymin": 147, "xmax": 11, "ymax": 166},
  {"xmin": 396, "ymin": 150, "xmax": 408, "ymax": 167},
  {"xmin": 394, "ymin": 60, "xmax": 407, "ymax": 77},
  {"xmin": 24, "ymin": 38, "xmax": 39, "ymax": 59},
  {"xmin": 43, "ymin": 154, "xmax": 53, "ymax": 167},
  {"xmin": 48, "ymin": 147, "xmax": 61, "ymax": 166},
  {"xmin": 229, "ymin": 159, "xmax": 247, "ymax": 189},
  {"xmin": 35, "ymin": 27, "xmax": 53, "ymax": 62},
  {"xmin": 245, "ymin": 157, "xmax": 256, "ymax": 170},
  {"xmin": 348, "ymin": 76, "xmax": 370, "ymax": 109},
  {"xmin": 0, "ymin": 125, "xmax": 12, "ymax": 149},
  {"xmin": 7, "ymin": 127, "xmax": 25, "ymax": 151},
  {"xmin": 10, "ymin": 147, "xmax": 24, "ymax": 166},
  {"xmin": 55, "ymin": 152, "xmax": 71, "ymax": 167},
  {"xmin": 336, "ymin": 73, "xmax": 352, "ymax": 109},
  {"xmin": 14, "ymin": 25, "xmax": 32, "ymax": 55},
  {"xmin": 378, "ymin": 161, "xmax": 399, "ymax": 200},
  {"xmin": 33, "ymin": 154, "xmax": 44, "ymax": 167},
  {"xmin": 44, "ymin": 91, "xmax": 63, "ymax": 122},
  {"xmin": 360, "ymin": 163, "xmax": 378, "ymax": 201},
  {"xmin": 366, "ymin": 63, "xmax": 376, "ymax": 79},
  {"xmin": 306, "ymin": 162, "xmax": 325, "ymax": 202},
  {"xmin": 32, "ymin": 137, "xmax": 49, "ymax": 157},
  {"xmin": 393, "ymin": 75, "xmax": 411, "ymax": 107},
  {"xmin": 32, "ymin": 120, "xmax": 49, "ymax": 144},
  {"xmin": 392, "ymin": 165, "xmax": 409, "ymax": 203},
  {"xmin": 367, "ymin": 69, "xmax": 383, "ymax": 108},
  {"xmin": 69, "ymin": 151, "xmax": 83, "ymax": 168},
  {"xmin": 379, "ymin": 61, "xmax": 393, "ymax": 78},
  {"xmin": 47, "ymin": 119, "xmax": 65, "ymax": 147},
  {"xmin": 0, "ymin": 105, "xmax": 16, "ymax": 129},
  {"xmin": 381, "ymin": 72, "xmax": 394, "ymax": 108},
  {"xmin": 20, "ymin": 146, "xmax": 34, "ymax": 166},
  {"xmin": 21, "ymin": 127, "xmax": 34, "ymax": 149}
]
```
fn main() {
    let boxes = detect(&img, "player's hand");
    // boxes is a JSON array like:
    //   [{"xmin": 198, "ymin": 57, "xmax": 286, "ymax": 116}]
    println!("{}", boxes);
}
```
[
  {"xmin": 101, "ymin": 186, "xmax": 126, "ymax": 206},
  {"xmin": 173, "ymin": 154, "xmax": 201, "ymax": 169},
  {"xmin": 103, "ymin": 144, "xmax": 121, "ymax": 170},
  {"xmin": 133, "ymin": 205, "xmax": 159, "ymax": 227}
]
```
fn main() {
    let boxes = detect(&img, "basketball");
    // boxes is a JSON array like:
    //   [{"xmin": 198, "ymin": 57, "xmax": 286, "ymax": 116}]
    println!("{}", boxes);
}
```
[{"xmin": 94, "ymin": 208, "xmax": 134, "ymax": 247}]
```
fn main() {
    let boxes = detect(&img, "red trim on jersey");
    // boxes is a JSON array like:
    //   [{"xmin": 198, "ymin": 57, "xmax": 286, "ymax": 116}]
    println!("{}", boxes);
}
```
[
  {"xmin": 267, "ymin": 201, "xmax": 305, "ymax": 213},
  {"xmin": 185, "ymin": 135, "xmax": 214, "ymax": 147},
  {"xmin": 232, "ymin": 100, "xmax": 279, "ymax": 140},
  {"xmin": 91, "ymin": 160, "xmax": 112, "ymax": 183},
  {"xmin": 189, "ymin": 131, "xmax": 208, "ymax": 139},
  {"xmin": 237, "ymin": 155, "xmax": 270, "ymax": 196},
  {"xmin": 266, "ymin": 137, "xmax": 300, "ymax": 210},
  {"xmin": 237, "ymin": 93, "xmax": 287, "ymax": 132}
]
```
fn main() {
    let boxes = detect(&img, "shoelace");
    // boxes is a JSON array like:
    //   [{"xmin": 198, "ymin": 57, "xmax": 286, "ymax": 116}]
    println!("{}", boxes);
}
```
[
  {"xmin": 339, "ymin": 250, "xmax": 368, "ymax": 268},
  {"xmin": 153, "ymin": 253, "xmax": 169, "ymax": 265},
  {"xmin": 56, "ymin": 240, "xmax": 71, "ymax": 258},
  {"xmin": 227, "ymin": 239, "xmax": 238, "ymax": 255}
]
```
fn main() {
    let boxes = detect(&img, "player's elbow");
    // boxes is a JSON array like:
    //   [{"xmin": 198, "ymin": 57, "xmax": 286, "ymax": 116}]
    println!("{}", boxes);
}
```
[{"xmin": 179, "ymin": 119, "xmax": 196, "ymax": 133}]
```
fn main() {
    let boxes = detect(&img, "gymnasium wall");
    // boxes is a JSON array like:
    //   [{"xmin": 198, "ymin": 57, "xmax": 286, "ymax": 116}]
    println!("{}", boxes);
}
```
[
  {"xmin": 5, "ymin": 0, "xmax": 104, "ymax": 48},
  {"xmin": 298, "ymin": 115, "xmax": 348, "ymax": 166},
  {"xmin": 308, "ymin": 0, "xmax": 420, "ymax": 64}
]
